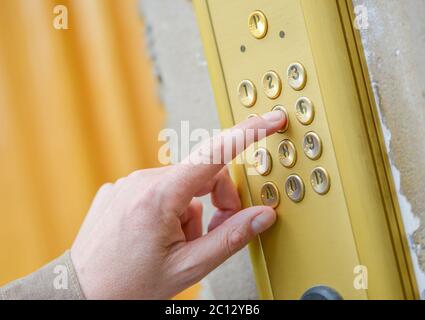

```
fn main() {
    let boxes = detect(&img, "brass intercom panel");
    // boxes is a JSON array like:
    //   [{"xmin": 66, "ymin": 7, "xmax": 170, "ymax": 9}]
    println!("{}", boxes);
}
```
[{"xmin": 194, "ymin": 0, "xmax": 418, "ymax": 299}]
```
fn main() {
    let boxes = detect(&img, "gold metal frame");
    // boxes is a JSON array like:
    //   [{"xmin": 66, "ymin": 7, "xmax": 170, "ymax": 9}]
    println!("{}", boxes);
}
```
[{"xmin": 193, "ymin": 0, "xmax": 418, "ymax": 299}]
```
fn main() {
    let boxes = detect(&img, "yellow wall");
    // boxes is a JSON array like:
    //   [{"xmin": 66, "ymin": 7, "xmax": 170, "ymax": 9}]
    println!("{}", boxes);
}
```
[{"xmin": 0, "ymin": 0, "xmax": 165, "ymax": 285}]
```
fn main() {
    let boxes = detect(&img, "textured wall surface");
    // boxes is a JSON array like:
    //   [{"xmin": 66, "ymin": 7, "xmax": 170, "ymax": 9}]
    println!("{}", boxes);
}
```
[
  {"xmin": 140, "ymin": 0, "xmax": 425, "ymax": 298},
  {"xmin": 353, "ymin": 0, "xmax": 425, "ymax": 298}
]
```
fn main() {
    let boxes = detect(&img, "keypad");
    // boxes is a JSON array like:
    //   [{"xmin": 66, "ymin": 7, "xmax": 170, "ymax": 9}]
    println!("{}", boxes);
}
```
[
  {"xmin": 238, "ymin": 63, "xmax": 330, "ymax": 204},
  {"xmin": 238, "ymin": 11, "xmax": 330, "ymax": 206}
]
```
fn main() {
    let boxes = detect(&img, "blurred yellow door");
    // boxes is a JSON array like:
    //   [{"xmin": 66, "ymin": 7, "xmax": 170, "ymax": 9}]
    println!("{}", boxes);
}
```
[{"xmin": 0, "ymin": 0, "xmax": 165, "ymax": 287}]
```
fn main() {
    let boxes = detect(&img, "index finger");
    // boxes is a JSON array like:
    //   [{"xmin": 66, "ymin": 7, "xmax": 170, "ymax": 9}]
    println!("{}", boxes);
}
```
[{"xmin": 175, "ymin": 110, "xmax": 286, "ymax": 196}]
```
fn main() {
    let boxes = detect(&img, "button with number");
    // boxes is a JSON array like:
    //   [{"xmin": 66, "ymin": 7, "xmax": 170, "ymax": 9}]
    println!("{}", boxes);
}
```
[
  {"xmin": 295, "ymin": 97, "xmax": 315, "ymax": 125},
  {"xmin": 311, "ymin": 167, "xmax": 331, "ymax": 195},
  {"xmin": 261, "ymin": 182, "xmax": 280, "ymax": 208},
  {"xmin": 285, "ymin": 174, "xmax": 305, "ymax": 203},
  {"xmin": 278, "ymin": 140, "xmax": 297, "ymax": 168},
  {"xmin": 238, "ymin": 80, "xmax": 257, "ymax": 107},
  {"xmin": 253, "ymin": 148, "xmax": 272, "ymax": 176},
  {"xmin": 303, "ymin": 132, "xmax": 322, "ymax": 160},
  {"xmin": 262, "ymin": 71, "xmax": 282, "ymax": 99},
  {"xmin": 272, "ymin": 105, "xmax": 289, "ymax": 133},
  {"xmin": 287, "ymin": 62, "xmax": 307, "ymax": 91},
  {"xmin": 248, "ymin": 11, "xmax": 268, "ymax": 39}
]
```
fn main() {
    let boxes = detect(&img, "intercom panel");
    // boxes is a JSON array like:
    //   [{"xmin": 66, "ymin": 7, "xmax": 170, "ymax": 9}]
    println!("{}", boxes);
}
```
[{"xmin": 194, "ymin": 0, "xmax": 418, "ymax": 299}]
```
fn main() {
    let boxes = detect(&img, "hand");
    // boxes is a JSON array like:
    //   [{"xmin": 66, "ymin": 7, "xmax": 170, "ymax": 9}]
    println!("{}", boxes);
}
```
[{"xmin": 71, "ymin": 110, "xmax": 286, "ymax": 299}]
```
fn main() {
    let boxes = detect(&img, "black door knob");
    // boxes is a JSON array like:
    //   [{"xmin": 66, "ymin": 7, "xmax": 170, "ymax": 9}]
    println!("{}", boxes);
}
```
[{"xmin": 301, "ymin": 286, "xmax": 343, "ymax": 300}]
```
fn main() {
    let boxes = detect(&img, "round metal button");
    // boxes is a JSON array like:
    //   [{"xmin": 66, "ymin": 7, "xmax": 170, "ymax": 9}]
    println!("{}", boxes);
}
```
[
  {"xmin": 272, "ymin": 105, "xmax": 289, "ymax": 133},
  {"xmin": 248, "ymin": 11, "xmax": 268, "ymax": 39},
  {"xmin": 285, "ymin": 174, "xmax": 305, "ymax": 203},
  {"xmin": 303, "ymin": 132, "xmax": 322, "ymax": 160},
  {"xmin": 238, "ymin": 80, "xmax": 257, "ymax": 107},
  {"xmin": 261, "ymin": 182, "xmax": 280, "ymax": 208},
  {"xmin": 278, "ymin": 140, "xmax": 297, "ymax": 168},
  {"xmin": 262, "ymin": 71, "xmax": 282, "ymax": 99},
  {"xmin": 287, "ymin": 62, "xmax": 307, "ymax": 91},
  {"xmin": 295, "ymin": 97, "xmax": 315, "ymax": 125},
  {"xmin": 253, "ymin": 148, "xmax": 272, "ymax": 176},
  {"xmin": 311, "ymin": 167, "xmax": 331, "ymax": 195}
]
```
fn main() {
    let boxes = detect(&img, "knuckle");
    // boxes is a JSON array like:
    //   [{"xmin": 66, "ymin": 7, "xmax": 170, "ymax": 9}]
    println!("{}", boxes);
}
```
[
  {"xmin": 127, "ymin": 166, "xmax": 185, "ymax": 214},
  {"xmin": 167, "ymin": 247, "xmax": 203, "ymax": 286},
  {"xmin": 193, "ymin": 137, "xmax": 216, "ymax": 165},
  {"xmin": 98, "ymin": 182, "xmax": 113, "ymax": 193},
  {"xmin": 114, "ymin": 176, "xmax": 128, "ymax": 188},
  {"xmin": 139, "ymin": 182, "xmax": 161, "ymax": 204},
  {"xmin": 128, "ymin": 169, "xmax": 144, "ymax": 179},
  {"xmin": 224, "ymin": 227, "xmax": 247, "ymax": 256},
  {"xmin": 139, "ymin": 180, "xmax": 172, "ymax": 214},
  {"xmin": 222, "ymin": 166, "xmax": 231, "ymax": 178}
]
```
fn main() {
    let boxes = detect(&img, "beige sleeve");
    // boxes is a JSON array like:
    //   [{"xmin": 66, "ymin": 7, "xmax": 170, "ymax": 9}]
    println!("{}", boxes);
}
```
[{"xmin": 0, "ymin": 250, "xmax": 85, "ymax": 300}]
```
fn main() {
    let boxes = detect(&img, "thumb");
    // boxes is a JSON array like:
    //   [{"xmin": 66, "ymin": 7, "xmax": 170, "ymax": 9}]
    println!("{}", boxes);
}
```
[{"xmin": 179, "ymin": 206, "xmax": 276, "ymax": 284}]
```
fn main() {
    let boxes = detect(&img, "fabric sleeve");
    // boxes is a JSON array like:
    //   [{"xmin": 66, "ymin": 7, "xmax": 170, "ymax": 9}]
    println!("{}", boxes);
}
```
[{"xmin": 0, "ymin": 250, "xmax": 86, "ymax": 300}]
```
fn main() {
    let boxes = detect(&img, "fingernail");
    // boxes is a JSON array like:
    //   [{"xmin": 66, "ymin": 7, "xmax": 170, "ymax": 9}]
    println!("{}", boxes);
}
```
[
  {"xmin": 261, "ymin": 110, "xmax": 284, "ymax": 122},
  {"xmin": 251, "ymin": 210, "xmax": 276, "ymax": 234}
]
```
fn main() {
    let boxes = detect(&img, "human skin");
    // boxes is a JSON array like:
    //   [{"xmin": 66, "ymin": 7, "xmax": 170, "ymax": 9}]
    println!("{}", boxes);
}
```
[{"xmin": 71, "ymin": 110, "xmax": 286, "ymax": 299}]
